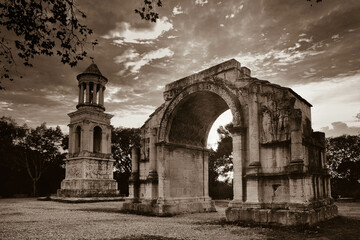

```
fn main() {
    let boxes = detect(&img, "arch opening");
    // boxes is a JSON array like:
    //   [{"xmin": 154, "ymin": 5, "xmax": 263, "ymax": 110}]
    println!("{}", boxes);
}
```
[
  {"xmin": 75, "ymin": 126, "xmax": 81, "ymax": 153},
  {"xmin": 207, "ymin": 110, "xmax": 234, "ymax": 200},
  {"xmin": 165, "ymin": 91, "xmax": 237, "ymax": 200},
  {"xmin": 93, "ymin": 126, "xmax": 102, "ymax": 153},
  {"xmin": 168, "ymin": 91, "xmax": 231, "ymax": 148}
]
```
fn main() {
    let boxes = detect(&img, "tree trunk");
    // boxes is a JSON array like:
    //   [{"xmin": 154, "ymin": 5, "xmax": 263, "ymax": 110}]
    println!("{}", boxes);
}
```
[{"xmin": 32, "ymin": 179, "xmax": 37, "ymax": 197}]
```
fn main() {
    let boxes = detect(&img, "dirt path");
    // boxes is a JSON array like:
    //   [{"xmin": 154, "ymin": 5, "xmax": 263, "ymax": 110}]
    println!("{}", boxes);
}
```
[{"xmin": 0, "ymin": 198, "xmax": 359, "ymax": 240}]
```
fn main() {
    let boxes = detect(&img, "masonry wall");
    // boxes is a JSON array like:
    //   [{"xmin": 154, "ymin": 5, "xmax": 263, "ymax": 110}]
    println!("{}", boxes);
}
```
[{"xmin": 164, "ymin": 146, "xmax": 206, "ymax": 198}]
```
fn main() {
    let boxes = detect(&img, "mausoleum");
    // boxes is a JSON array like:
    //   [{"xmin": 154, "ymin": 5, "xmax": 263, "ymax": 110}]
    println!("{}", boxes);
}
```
[{"xmin": 57, "ymin": 64, "xmax": 118, "ymax": 198}]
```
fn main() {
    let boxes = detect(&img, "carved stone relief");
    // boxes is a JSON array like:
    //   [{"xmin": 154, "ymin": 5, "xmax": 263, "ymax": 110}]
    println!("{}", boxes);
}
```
[{"xmin": 260, "ymin": 96, "xmax": 295, "ymax": 144}]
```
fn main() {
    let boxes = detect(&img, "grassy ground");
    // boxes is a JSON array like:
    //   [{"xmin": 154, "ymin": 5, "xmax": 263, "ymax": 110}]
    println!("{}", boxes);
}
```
[{"xmin": 0, "ymin": 198, "xmax": 359, "ymax": 240}]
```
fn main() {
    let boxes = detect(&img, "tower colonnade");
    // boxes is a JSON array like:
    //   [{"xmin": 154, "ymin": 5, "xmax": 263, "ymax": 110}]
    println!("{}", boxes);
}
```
[
  {"xmin": 78, "ymin": 81, "xmax": 106, "ymax": 106},
  {"xmin": 76, "ymin": 65, "xmax": 108, "ymax": 110}
]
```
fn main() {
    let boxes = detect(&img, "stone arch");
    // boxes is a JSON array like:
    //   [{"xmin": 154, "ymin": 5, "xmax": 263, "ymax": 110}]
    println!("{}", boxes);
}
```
[
  {"xmin": 158, "ymin": 81, "xmax": 244, "ymax": 146},
  {"xmin": 93, "ymin": 126, "xmax": 102, "ymax": 153}
]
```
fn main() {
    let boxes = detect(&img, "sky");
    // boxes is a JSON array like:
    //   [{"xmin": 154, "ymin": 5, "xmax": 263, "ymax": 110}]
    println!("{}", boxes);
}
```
[{"xmin": 0, "ymin": 0, "xmax": 359, "ymax": 146}]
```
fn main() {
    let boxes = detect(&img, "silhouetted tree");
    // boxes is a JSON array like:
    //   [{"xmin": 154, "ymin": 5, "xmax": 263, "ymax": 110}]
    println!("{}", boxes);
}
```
[
  {"xmin": 0, "ymin": 0, "xmax": 97, "ymax": 89},
  {"xmin": 209, "ymin": 123, "xmax": 233, "ymax": 199},
  {"xmin": 111, "ymin": 127, "xmax": 141, "ymax": 195},
  {"xmin": 111, "ymin": 127, "xmax": 141, "ymax": 173},
  {"xmin": 326, "ymin": 135, "xmax": 360, "ymax": 199},
  {"xmin": 16, "ymin": 123, "xmax": 65, "ymax": 196},
  {"xmin": 0, "ymin": 116, "xmax": 27, "ymax": 196}
]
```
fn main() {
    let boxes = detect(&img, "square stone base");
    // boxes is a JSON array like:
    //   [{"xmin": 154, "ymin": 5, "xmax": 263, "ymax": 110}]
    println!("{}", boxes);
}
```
[
  {"xmin": 57, "ymin": 179, "xmax": 119, "ymax": 197},
  {"xmin": 122, "ymin": 197, "xmax": 216, "ymax": 216},
  {"xmin": 226, "ymin": 203, "xmax": 338, "ymax": 226}
]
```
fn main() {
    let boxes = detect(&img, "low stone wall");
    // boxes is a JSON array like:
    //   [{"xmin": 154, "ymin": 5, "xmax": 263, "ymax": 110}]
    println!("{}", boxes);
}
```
[{"xmin": 226, "ymin": 204, "xmax": 338, "ymax": 226}]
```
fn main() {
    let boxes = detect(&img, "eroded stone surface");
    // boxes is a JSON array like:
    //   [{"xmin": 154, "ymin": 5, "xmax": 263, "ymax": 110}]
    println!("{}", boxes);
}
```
[{"xmin": 126, "ymin": 59, "xmax": 336, "ymax": 224}]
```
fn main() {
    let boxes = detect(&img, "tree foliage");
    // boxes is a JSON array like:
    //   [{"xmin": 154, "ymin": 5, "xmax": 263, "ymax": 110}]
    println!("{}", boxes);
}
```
[
  {"xmin": 0, "ymin": 117, "xmax": 66, "ymax": 196},
  {"xmin": 16, "ymin": 123, "xmax": 65, "ymax": 196},
  {"xmin": 135, "ymin": 0, "xmax": 163, "ymax": 22},
  {"xmin": 0, "ymin": 0, "xmax": 97, "ymax": 89},
  {"xmin": 326, "ymin": 135, "xmax": 360, "ymax": 198},
  {"xmin": 111, "ymin": 127, "xmax": 141, "ymax": 174},
  {"xmin": 209, "ymin": 123, "xmax": 233, "ymax": 183},
  {"xmin": 209, "ymin": 123, "xmax": 234, "ymax": 199},
  {"xmin": 111, "ymin": 127, "xmax": 141, "ymax": 196}
]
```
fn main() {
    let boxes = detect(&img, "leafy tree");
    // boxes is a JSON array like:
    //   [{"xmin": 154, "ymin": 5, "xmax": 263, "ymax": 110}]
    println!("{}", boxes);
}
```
[
  {"xmin": 0, "ymin": 0, "xmax": 97, "ymax": 89},
  {"xmin": 0, "ymin": 116, "xmax": 28, "ymax": 196},
  {"xmin": 209, "ymin": 124, "xmax": 233, "ymax": 183},
  {"xmin": 111, "ymin": 127, "xmax": 141, "ymax": 173},
  {"xmin": 111, "ymin": 127, "xmax": 140, "ymax": 196},
  {"xmin": 16, "ymin": 123, "xmax": 65, "ymax": 196},
  {"xmin": 135, "ymin": 0, "xmax": 163, "ymax": 22},
  {"xmin": 209, "ymin": 123, "xmax": 233, "ymax": 199},
  {"xmin": 326, "ymin": 135, "xmax": 360, "ymax": 199}
]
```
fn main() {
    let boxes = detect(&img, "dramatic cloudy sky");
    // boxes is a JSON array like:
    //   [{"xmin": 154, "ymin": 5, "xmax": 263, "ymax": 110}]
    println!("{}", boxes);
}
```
[{"xmin": 1, "ymin": 0, "xmax": 359, "ymax": 142}]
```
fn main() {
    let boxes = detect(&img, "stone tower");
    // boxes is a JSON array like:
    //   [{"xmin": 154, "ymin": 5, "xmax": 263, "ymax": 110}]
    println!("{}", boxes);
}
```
[{"xmin": 57, "ymin": 63, "xmax": 118, "ymax": 197}]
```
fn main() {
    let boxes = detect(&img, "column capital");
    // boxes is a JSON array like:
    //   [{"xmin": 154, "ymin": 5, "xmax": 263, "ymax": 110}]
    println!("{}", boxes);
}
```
[{"xmin": 229, "ymin": 126, "xmax": 247, "ymax": 134}]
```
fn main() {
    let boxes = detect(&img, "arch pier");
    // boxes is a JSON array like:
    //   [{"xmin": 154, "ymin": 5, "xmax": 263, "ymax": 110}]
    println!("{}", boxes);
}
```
[
  {"xmin": 57, "ymin": 64, "xmax": 118, "ymax": 198},
  {"xmin": 124, "ymin": 59, "xmax": 337, "ymax": 225}
]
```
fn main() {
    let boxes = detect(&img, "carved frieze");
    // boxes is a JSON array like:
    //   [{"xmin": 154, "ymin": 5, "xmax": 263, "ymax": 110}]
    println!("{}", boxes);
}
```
[
  {"xmin": 66, "ymin": 161, "xmax": 82, "ymax": 179},
  {"xmin": 84, "ymin": 160, "xmax": 112, "ymax": 179},
  {"xmin": 260, "ymin": 96, "xmax": 296, "ymax": 144}
]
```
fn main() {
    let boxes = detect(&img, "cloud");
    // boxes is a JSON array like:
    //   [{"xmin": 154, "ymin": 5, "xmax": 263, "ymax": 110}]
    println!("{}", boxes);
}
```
[
  {"xmin": 321, "ymin": 122, "xmax": 360, "ymax": 137},
  {"xmin": 117, "ymin": 48, "xmax": 174, "ymax": 74},
  {"xmin": 291, "ymin": 71, "xmax": 360, "ymax": 132},
  {"xmin": 102, "ymin": 17, "xmax": 173, "ymax": 45},
  {"xmin": 113, "ymin": 49, "xmax": 140, "ymax": 64},
  {"xmin": 173, "ymin": 5, "xmax": 183, "ymax": 15},
  {"xmin": 195, "ymin": 0, "xmax": 208, "ymax": 6},
  {"xmin": 225, "ymin": 4, "xmax": 243, "ymax": 19}
]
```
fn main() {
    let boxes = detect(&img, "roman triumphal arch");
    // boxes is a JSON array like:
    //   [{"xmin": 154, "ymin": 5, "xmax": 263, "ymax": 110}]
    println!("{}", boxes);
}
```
[{"xmin": 124, "ymin": 59, "xmax": 337, "ymax": 225}]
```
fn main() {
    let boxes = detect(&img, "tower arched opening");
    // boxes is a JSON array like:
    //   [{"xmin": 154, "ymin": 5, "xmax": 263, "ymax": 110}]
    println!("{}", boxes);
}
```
[
  {"xmin": 75, "ymin": 126, "xmax": 81, "ymax": 153},
  {"xmin": 93, "ymin": 126, "xmax": 102, "ymax": 153}
]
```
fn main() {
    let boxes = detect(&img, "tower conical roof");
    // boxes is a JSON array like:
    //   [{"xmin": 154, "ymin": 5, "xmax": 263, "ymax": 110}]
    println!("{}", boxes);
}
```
[
  {"xmin": 83, "ymin": 63, "xmax": 103, "ymax": 75},
  {"xmin": 77, "ymin": 63, "xmax": 108, "ymax": 82}
]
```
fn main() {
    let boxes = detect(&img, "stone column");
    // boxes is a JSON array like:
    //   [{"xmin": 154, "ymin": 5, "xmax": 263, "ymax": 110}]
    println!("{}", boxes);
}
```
[
  {"xmin": 78, "ymin": 85, "xmax": 82, "ymax": 104},
  {"xmin": 80, "ymin": 83, "xmax": 84, "ymax": 104},
  {"xmin": 92, "ymin": 83, "xmax": 97, "ymax": 104},
  {"xmin": 68, "ymin": 125, "xmax": 74, "ymax": 154},
  {"xmin": 246, "ymin": 93, "xmax": 261, "ymax": 204},
  {"xmin": 203, "ymin": 150, "xmax": 210, "ymax": 198},
  {"xmin": 230, "ymin": 127, "xmax": 246, "ymax": 206},
  {"xmin": 85, "ymin": 82, "xmax": 90, "ymax": 103},
  {"xmin": 99, "ymin": 87, "xmax": 105, "ymax": 106},
  {"xmin": 132, "ymin": 147, "xmax": 139, "ymax": 174},
  {"xmin": 101, "ymin": 129, "xmax": 106, "ymax": 154},
  {"xmin": 149, "ymin": 128, "xmax": 158, "ymax": 177},
  {"xmin": 146, "ymin": 128, "xmax": 158, "ymax": 200},
  {"xmin": 107, "ymin": 127, "xmax": 112, "ymax": 154},
  {"xmin": 249, "ymin": 93, "xmax": 260, "ymax": 164}
]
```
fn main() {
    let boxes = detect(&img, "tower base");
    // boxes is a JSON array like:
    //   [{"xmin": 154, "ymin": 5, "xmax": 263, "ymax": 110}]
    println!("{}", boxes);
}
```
[
  {"xmin": 57, "ymin": 179, "xmax": 119, "ymax": 198},
  {"xmin": 122, "ymin": 197, "xmax": 216, "ymax": 216}
]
